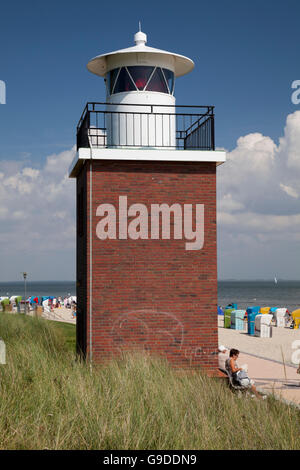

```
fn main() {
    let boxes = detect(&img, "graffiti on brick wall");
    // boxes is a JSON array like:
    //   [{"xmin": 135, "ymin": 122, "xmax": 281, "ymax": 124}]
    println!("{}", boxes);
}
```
[
  {"xmin": 111, "ymin": 309, "xmax": 217, "ymax": 363},
  {"xmin": 111, "ymin": 309, "xmax": 184, "ymax": 350}
]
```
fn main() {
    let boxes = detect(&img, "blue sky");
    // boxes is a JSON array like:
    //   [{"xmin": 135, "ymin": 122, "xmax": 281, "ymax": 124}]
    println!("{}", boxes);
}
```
[
  {"xmin": 1, "ymin": 0, "xmax": 299, "ymax": 160},
  {"xmin": 0, "ymin": 0, "xmax": 300, "ymax": 280}
]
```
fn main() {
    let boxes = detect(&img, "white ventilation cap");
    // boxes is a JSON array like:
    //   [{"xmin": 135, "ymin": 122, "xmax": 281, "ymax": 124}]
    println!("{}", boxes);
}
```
[{"xmin": 134, "ymin": 30, "xmax": 147, "ymax": 46}]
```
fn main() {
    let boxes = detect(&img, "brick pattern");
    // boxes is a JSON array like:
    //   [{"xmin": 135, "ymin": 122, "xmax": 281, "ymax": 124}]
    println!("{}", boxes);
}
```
[
  {"xmin": 76, "ymin": 163, "xmax": 88, "ymax": 356},
  {"xmin": 76, "ymin": 160, "xmax": 218, "ymax": 371}
]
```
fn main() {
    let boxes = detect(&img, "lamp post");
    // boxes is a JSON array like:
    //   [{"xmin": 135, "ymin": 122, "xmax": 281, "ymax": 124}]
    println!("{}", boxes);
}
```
[{"xmin": 23, "ymin": 272, "xmax": 27, "ymax": 314}]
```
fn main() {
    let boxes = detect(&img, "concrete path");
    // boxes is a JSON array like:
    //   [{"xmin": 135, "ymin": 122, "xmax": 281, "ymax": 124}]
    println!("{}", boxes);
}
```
[
  {"xmin": 238, "ymin": 351, "xmax": 300, "ymax": 407},
  {"xmin": 42, "ymin": 307, "xmax": 76, "ymax": 325}
]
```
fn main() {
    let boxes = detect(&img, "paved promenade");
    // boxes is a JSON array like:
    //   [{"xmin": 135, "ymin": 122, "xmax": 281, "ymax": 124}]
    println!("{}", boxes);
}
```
[
  {"xmin": 42, "ymin": 307, "xmax": 76, "ymax": 325},
  {"xmin": 238, "ymin": 351, "xmax": 300, "ymax": 406},
  {"xmin": 219, "ymin": 327, "xmax": 300, "ymax": 406}
]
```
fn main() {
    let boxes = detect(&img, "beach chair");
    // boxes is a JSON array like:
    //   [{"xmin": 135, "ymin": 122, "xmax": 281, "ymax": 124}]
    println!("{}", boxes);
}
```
[
  {"xmin": 259, "ymin": 307, "xmax": 271, "ymax": 315},
  {"xmin": 230, "ymin": 310, "xmax": 245, "ymax": 330},
  {"xmin": 226, "ymin": 303, "xmax": 237, "ymax": 310},
  {"xmin": 224, "ymin": 308, "xmax": 234, "ymax": 328},
  {"xmin": 217, "ymin": 311, "xmax": 224, "ymax": 328},
  {"xmin": 274, "ymin": 308, "xmax": 287, "ymax": 327},
  {"xmin": 292, "ymin": 309, "xmax": 300, "ymax": 329},
  {"xmin": 254, "ymin": 314, "xmax": 273, "ymax": 337}
]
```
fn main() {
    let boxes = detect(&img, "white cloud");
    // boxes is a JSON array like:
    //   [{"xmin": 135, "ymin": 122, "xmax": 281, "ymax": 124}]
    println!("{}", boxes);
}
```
[
  {"xmin": 0, "ymin": 146, "xmax": 76, "ymax": 280},
  {"xmin": 279, "ymin": 111, "xmax": 300, "ymax": 169},
  {"xmin": 1, "ymin": 110, "xmax": 300, "ymax": 281},
  {"xmin": 12, "ymin": 211, "xmax": 27, "ymax": 220},
  {"xmin": 279, "ymin": 183, "xmax": 298, "ymax": 199},
  {"xmin": 218, "ymin": 110, "xmax": 300, "ymax": 279},
  {"xmin": 218, "ymin": 193, "xmax": 245, "ymax": 212},
  {"xmin": 22, "ymin": 167, "xmax": 40, "ymax": 179},
  {"xmin": 0, "ymin": 207, "xmax": 8, "ymax": 219}
]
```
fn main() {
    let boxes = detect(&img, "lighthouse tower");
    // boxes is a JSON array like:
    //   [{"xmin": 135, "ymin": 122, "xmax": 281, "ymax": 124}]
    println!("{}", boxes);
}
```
[{"xmin": 69, "ymin": 29, "xmax": 226, "ymax": 372}]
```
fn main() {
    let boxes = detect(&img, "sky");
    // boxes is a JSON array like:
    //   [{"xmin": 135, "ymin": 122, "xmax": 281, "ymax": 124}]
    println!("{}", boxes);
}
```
[{"xmin": 0, "ymin": 0, "xmax": 300, "ymax": 281}]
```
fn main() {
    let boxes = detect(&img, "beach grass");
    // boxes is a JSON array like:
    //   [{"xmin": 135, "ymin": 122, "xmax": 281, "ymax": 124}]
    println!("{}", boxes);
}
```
[
  {"xmin": 49, "ymin": 320, "xmax": 76, "ymax": 352},
  {"xmin": 0, "ymin": 313, "xmax": 299, "ymax": 450}
]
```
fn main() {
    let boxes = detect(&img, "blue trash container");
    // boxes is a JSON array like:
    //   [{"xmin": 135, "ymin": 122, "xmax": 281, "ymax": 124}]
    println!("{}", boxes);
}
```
[
  {"xmin": 247, "ymin": 306, "xmax": 260, "ymax": 315},
  {"xmin": 247, "ymin": 307, "xmax": 260, "ymax": 335}
]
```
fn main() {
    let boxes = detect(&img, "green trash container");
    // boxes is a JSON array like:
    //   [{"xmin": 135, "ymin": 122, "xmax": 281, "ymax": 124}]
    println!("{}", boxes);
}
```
[{"xmin": 224, "ymin": 308, "xmax": 234, "ymax": 328}]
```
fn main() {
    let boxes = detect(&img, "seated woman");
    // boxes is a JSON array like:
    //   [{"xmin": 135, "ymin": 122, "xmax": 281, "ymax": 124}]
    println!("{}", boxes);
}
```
[{"xmin": 225, "ymin": 348, "xmax": 265, "ymax": 399}]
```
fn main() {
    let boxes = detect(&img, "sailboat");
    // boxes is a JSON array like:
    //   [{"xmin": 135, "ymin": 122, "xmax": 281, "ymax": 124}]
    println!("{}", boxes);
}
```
[{"xmin": 274, "ymin": 275, "xmax": 278, "ymax": 285}]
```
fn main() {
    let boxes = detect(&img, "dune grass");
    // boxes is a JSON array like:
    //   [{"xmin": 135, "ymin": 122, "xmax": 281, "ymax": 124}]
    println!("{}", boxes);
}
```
[
  {"xmin": 49, "ymin": 320, "xmax": 76, "ymax": 352},
  {"xmin": 0, "ymin": 313, "xmax": 299, "ymax": 450}
]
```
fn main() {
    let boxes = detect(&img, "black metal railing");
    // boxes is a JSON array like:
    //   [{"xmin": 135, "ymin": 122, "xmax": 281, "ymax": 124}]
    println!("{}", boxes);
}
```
[{"xmin": 77, "ymin": 102, "xmax": 215, "ymax": 151}]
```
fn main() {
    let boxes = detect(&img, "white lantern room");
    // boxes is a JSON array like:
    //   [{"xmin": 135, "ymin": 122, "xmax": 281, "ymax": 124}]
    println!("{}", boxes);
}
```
[
  {"xmin": 87, "ymin": 29, "xmax": 194, "ymax": 148},
  {"xmin": 69, "ymin": 29, "xmax": 226, "ymax": 177}
]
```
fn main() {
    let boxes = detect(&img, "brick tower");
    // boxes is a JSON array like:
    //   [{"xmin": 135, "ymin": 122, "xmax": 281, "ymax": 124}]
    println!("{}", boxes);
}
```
[{"xmin": 69, "ymin": 29, "xmax": 226, "ymax": 372}]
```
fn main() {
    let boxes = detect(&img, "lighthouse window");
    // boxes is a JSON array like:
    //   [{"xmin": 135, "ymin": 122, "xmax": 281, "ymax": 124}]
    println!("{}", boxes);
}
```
[
  {"xmin": 108, "ymin": 66, "xmax": 175, "ymax": 95},
  {"xmin": 127, "ymin": 66, "xmax": 153, "ymax": 90},
  {"xmin": 162, "ymin": 68, "xmax": 174, "ymax": 94},
  {"xmin": 146, "ymin": 68, "xmax": 168, "ymax": 93},
  {"xmin": 113, "ymin": 67, "xmax": 136, "ymax": 94},
  {"xmin": 108, "ymin": 68, "xmax": 120, "ymax": 95}
]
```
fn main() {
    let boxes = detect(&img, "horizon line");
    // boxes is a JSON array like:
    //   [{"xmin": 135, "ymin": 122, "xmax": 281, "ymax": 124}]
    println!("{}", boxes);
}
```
[{"xmin": 0, "ymin": 278, "xmax": 299, "ymax": 283}]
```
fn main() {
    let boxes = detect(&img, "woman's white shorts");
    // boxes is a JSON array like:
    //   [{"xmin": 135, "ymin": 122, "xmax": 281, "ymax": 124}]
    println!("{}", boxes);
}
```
[{"xmin": 240, "ymin": 378, "xmax": 254, "ymax": 388}]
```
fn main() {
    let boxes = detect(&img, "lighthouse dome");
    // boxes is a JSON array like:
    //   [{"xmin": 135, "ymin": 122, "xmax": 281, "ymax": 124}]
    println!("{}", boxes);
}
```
[{"xmin": 87, "ymin": 30, "xmax": 194, "ymax": 78}]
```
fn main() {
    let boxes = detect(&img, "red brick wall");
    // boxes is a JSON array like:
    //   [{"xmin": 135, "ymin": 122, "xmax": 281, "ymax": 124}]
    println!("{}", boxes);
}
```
[
  {"xmin": 77, "ymin": 159, "xmax": 218, "ymax": 371},
  {"xmin": 76, "ymin": 163, "xmax": 88, "ymax": 356}
]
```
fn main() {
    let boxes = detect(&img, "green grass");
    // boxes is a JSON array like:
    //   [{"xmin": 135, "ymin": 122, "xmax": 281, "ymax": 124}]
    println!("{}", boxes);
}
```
[
  {"xmin": 49, "ymin": 321, "xmax": 76, "ymax": 352},
  {"xmin": 0, "ymin": 313, "xmax": 299, "ymax": 450}
]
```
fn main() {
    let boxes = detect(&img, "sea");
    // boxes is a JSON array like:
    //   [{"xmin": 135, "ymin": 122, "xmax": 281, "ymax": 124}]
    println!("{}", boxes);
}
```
[
  {"xmin": 218, "ymin": 280, "xmax": 300, "ymax": 312},
  {"xmin": 0, "ymin": 281, "xmax": 76, "ymax": 299},
  {"xmin": 0, "ymin": 280, "xmax": 299, "ymax": 311}
]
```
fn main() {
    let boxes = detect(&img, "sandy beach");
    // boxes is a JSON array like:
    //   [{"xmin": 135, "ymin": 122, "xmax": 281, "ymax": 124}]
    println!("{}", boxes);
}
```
[
  {"xmin": 218, "ymin": 325, "xmax": 300, "ymax": 366},
  {"xmin": 41, "ymin": 307, "xmax": 76, "ymax": 325}
]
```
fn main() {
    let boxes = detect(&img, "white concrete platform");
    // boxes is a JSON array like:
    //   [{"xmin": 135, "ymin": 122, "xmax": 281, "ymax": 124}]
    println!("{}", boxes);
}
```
[{"xmin": 69, "ymin": 147, "xmax": 226, "ymax": 177}]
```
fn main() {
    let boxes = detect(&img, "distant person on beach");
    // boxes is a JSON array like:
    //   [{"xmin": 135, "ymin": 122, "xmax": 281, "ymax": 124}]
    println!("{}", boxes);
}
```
[
  {"xmin": 72, "ymin": 302, "xmax": 77, "ymax": 319},
  {"xmin": 225, "ymin": 348, "xmax": 265, "ymax": 400}
]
